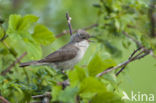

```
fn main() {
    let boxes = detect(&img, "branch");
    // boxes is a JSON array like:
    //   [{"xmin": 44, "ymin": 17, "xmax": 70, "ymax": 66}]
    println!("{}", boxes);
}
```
[
  {"xmin": 66, "ymin": 12, "xmax": 73, "ymax": 36},
  {"xmin": 1, "ymin": 52, "xmax": 27, "ymax": 76},
  {"xmin": 31, "ymin": 80, "xmax": 69, "ymax": 102},
  {"xmin": 115, "ymin": 47, "xmax": 142, "ymax": 76},
  {"xmin": 0, "ymin": 96, "xmax": 10, "ymax": 103},
  {"xmin": 96, "ymin": 48, "xmax": 151, "ymax": 77},
  {"xmin": 123, "ymin": 31, "xmax": 156, "ymax": 58},
  {"xmin": 149, "ymin": 0, "xmax": 156, "ymax": 37},
  {"xmin": 56, "ymin": 23, "xmax": 98, "ymax": 38},
  {"xmin": 122, "ymin": 31, "xmax": 142, "ymax": 48},
  {"xmin": 32, "ymin": 92, "xmax": 51, "ymax": 103},
  {"xmin": 0, "ymin": 34, "xmax": 8, "ymax": 42},
  {"xmin": 32, "ymin": 92, "xmax": 51, "ymax": 99}
]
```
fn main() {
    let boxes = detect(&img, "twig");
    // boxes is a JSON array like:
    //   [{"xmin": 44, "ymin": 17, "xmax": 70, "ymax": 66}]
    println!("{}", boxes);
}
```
[
  {"xmin": 116, "ymin": 47, "xmax": 142, "ymax": 76},
  {"xmin": 56, "ymin": 23, "xmax": 98, "ymax": 38},
  {"xmin": 122, "ymin": 31, "xmax": 142, "ymax": 47},
  {"xmin": 66, "ymin": 12, "xmax": 73, "ymax": 36},
  {"xmin": 0, "ymin": 34, "xmax": 8, "ymax": 42},
  {"xmin": 123, "ymin": 31, "xmax": 156, "ymax": 58},
  {"xmin": 75, "ymin": 95, "xmax": 80, "ymax": 103},
  {"xmin": 1, "ymin": 52, "xmax": 27, "ymax": 76},
  {"xmin": 96, "ymin": 48, "xmax": 149, "ymax": 77},
  {"xmin": 32, "ymin": 92, "xmax": 51, "ymax": 103},
  {"xmin": 0, "ymin": 96, "xmax": 10, "ymax": 103},
  {"xmin": 32, "ymin": 92, "xmax": 51, "ymax": 98},
  {"xmin": 83, "ymin": 24, "xmax": 98, "ymax": 30}
]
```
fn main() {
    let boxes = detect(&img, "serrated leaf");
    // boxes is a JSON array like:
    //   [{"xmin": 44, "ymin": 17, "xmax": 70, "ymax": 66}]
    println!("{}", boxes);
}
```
[
  {"xmin": 68, "ymin": 66, "xmax": 87, "ymax": 86},
  {"xmin": 88, "ymin": 54, "xmax": 116, "ymax": 76},
  {"xmin": 79, "ymin": 77, "xmax": 107, "ymax": 98},
  {"xmin": 52, "ymin": 86, "xmax": 78, "ymax": 103},
  {"xmin": 32, "ymin": 24, "xmax": 55, "ymax": 45},
  {"xmin": 88, "ymin": 54, "xmax": 104, "ymax": 76},
  {"xmin": 79, "ymin": 77, "xmax": 123, "ymax": 103},
  {"xmin": 7, "ymin": 14, "xmax": 38, "ymax": 34},
  {"xmin": 18, "ymin": 15, "xmax": 38, "ymax": 31},
  {"xmin": 58, "ymin": 87, "xmax": 78, "ymax": 103},
  {"xmin": 8, "ymin": 14, "xmax": 21, "ymax": 31},
  {"xmin": 6, "ymin": 34, "xmax": 42, "ymax": 59},
  {"xmin": 25, "ymin": 42, "xmax": 42, "ymax": 59}
]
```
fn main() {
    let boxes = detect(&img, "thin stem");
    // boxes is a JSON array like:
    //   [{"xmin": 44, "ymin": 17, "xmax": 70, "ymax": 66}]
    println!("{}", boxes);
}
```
[
  {"xmin": 66, "ymin": 12, "xmax": 72, "ymax": 36},
  {"xmin": 116, "ymin": 47, "xmax": 143, "ymax": 76},
  {"xmin": 56, "ymin": 23, "xmax": 98, "ymax": 38},
  {"xmin": 0, "ymin": 96, "xmax": 10, "ymax": 103},
  {"xmin": 96, "ymin": 48, "xmax": 146, "ymax": 77},
  {"xmin": 1, "ymin": 52, "xmax": 27, "ymax": 76}
]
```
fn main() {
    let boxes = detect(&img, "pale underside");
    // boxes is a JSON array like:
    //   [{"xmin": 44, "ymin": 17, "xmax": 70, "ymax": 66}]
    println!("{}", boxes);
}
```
[{"xmin": 39, "ymin": 40, "xmax": 89, "ymax": 70}]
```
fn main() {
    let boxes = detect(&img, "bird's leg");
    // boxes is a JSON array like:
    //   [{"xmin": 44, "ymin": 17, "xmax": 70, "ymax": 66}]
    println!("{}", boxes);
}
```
[{"xmin": 57, "ymin": 79, "xmax": 70, "ymax": 90}]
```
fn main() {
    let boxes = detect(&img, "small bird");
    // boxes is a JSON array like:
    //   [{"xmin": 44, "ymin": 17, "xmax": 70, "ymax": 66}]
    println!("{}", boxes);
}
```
[{"xmin": 20, "ymin": 30, "xmax": 92, "ymax": 70}]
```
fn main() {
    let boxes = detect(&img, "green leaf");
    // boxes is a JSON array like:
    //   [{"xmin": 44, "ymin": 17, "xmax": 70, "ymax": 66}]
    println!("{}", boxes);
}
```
[
  {"xmin": 122, "ymin": 40, "xmax": 131, "ymax": 49},
  {"xmin": 52, "ymin": 86, "xmax": 78, "ymax": 103},
  {"xmin": 79, "ymin": 77, "xmax": 123, "ymax": 103},
  {"xmin": 7, "ymin": 14, "xmax": 38, "ymax": 34},
  {"xmin": 58, "ymin": 87, "xmax": 78, "ymax": 103},
  {"xmin": 52, "ymin": 85, "xmax": 62, "ymax": 101},
  {"xmin": 79, "ymin": 77, "xmax": 107, "ymax": 99},
  {"xmin": 8, "ymin": 14, "xmax": 21, "ymax": 31},
  {"xmin": 88, "ymin": 54, "xmax": 116, "ymax": 76},
  {"xmin": 88, "ymin": 54, "xmax": 103, "ymax": 76},
  {"xmin": 115, "ymin": 19, "xmax": 120, "ymax": 31},
  {"xmin": 32, "ymin": 24, "xmax": 55, "ymax": 45},
  {"xmin": 68, "ymin": 66, "xmax": 87, "ymax": 86},
  {"xmin": 0, "ymin": 48, "xmax": 9, "ymax": 55},
  {"xmin": 25, "ymin": 42, "xmax": 42, "ymax": 59},
  {"xmin": 19, "ymin": 15, "xmax": 38, "ymax": 31},
  {"xmin": 91, "ymin": 92, "xmax": 124, "ymax": 103},
  {"xmin": 0, "ymin": 27, "xmax": 5, "ymax": 39},
  {"xmin": 6, "ymin": 34, "xmax": 42, "ymax": 59},
  {"xmin": 140, "ymin": 35, "xmax": 149, "ymax": 48}
]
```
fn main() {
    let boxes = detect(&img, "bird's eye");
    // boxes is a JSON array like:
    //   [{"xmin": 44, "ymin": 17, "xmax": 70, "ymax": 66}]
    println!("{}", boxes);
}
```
[{"xmin": 82, "ymin": 37, "xmax": 86, "ymax": 39}]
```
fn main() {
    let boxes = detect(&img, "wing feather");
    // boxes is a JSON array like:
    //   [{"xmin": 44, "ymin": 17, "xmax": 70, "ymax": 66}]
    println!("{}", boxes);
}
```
[{"xmin": 39, "ymin": 44, "xmax": 78, "ymax": 63}]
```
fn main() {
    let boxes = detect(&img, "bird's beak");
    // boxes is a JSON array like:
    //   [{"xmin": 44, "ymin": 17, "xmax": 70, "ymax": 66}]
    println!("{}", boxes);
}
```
[
  {"xmin": 89, "ymin": 35, "xmax": 96, "ymax": 38},
  {"xmin": 88, "ymin": 35, "xmax": 96, "ymax": 43}
]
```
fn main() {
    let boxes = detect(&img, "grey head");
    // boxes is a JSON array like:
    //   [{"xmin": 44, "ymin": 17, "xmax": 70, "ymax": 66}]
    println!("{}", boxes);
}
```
[{"xmin": 70, "ymin": 30, "xmax": 91, "ymax": 43}]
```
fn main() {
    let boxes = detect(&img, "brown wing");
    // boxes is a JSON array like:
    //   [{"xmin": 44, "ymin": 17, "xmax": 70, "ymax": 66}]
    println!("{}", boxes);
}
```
[{"xmin": 39, "ymin": 44, "xmax": 78, "ymax": 63}]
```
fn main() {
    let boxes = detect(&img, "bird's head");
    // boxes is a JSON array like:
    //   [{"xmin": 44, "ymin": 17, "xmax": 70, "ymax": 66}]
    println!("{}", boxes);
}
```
[{"xmin": 70, "ymin": 30, "xmax": 92, "ymax": 43}]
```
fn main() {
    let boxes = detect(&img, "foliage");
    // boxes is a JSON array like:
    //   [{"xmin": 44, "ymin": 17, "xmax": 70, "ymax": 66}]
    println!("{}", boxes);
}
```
[{"xmin": 0, "ymin": 0, "xmax": 156, "ymax": 103}]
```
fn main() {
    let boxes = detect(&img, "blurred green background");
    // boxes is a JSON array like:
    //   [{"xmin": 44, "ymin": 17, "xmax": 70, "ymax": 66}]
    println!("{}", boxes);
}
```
[{"xmin": 0, "ymin": 0, "xmax": 156, "ymax": 103}]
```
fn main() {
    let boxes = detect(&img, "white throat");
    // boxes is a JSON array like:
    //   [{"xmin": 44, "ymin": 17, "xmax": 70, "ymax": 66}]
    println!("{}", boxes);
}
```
[
  {"xmin": 74, "ymin": 40, "xmax": 89, "ymax": 61},
  {"xmin": 75, "ymin": 40, "xmax": 89, "ymax": 50}
]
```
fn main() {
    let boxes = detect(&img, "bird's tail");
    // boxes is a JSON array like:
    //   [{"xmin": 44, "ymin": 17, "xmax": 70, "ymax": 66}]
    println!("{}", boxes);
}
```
[{"xmin": 20, "ymin": 61, "xmax": 39, "ymax": 67}]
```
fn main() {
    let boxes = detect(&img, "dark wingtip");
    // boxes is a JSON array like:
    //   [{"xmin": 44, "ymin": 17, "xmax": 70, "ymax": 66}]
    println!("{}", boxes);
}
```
[
  {"xmin": 19, "ymin": 61, "xmax": 38, "ymax": 67},
  {"xmin": 19, "ymin": 63, "xmax": 29, "ymax": 67}
]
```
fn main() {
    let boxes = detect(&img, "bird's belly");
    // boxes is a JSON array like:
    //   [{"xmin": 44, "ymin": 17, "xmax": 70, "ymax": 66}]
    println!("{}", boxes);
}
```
[{"xmin": 53, "ymin": 48, "xmax": 86, "ymax": 70}]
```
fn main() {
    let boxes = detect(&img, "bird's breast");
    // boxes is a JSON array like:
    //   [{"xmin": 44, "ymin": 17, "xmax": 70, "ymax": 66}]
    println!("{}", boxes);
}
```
[
  {"xmin": 74, "ymin": 40, "xmax": 89, "ymax": 61},
  {"xmin": 52, "ymin": 40, "xmax": 89, "ymax": 70}
]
